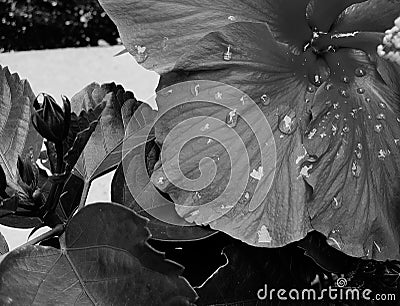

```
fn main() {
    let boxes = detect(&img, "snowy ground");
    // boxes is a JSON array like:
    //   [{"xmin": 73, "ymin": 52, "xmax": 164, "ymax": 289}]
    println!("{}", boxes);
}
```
[{"xmin": 0, "ymin": 46, "xmax": 159, "ymax": 249}]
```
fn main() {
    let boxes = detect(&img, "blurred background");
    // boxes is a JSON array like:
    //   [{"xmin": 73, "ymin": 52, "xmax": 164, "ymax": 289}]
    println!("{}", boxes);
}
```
[{"xmin": 0, "ymin": 0, "xmax": 159, "ymax": 249}]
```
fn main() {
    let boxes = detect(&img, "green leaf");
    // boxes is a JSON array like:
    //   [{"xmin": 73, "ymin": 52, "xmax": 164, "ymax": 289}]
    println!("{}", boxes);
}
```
[
  {"xmin": 112, "ymin": 140, "xmax": 216, "ymax": 241},
  {"xmin": 55, "ymin": 174, "xmax": 84, "ymax": 222},
  {"xmin": 69, "ymin": 83, "xmax": 142, "ymax": 183},
  {"xmin": 98, "ymin": 0, "xmax": 272, "ymax": 73},
  {"xmin": 0, "ymin": 232, "xmax": 8, "ymax": 255},
  {"xmin": 0, "ymin": 202, "xmax": 197, "ymax": 305},
  {"xmin": 0, "ymin": 66, "xmax": 43, "ymax": 192}
]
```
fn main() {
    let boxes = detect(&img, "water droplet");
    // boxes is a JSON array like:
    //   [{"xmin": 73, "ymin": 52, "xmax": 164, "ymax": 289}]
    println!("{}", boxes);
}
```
[
  {"xmin": 357, "ymin": 88, "xmax": 365, "ymax": 94},
  {"xmin": 260, "ymin": 94, "xmax": 271, "ymax": 106},
  {"xmin": 308, "ymin": 128, "xmax": 317, "ymax": 139},
  {"xmin": 334, "ymin": 114, "xmax": 340, "ymax": 119},
  {"xmin": 331, "ymin": 123, "xmax": 338, "ymax": 135},
  {"xmin": 342, "ymin": 76, "xmax": 350, "ymax": 83},
  {"xmin": 228, "ymin": 15, "xmax": 236, "ymax": 21},
  {"xmin": 357, "ymin": 143, "xmax": 363, "ymax": 150},
  {"xmin": 378, "ymin": 102, "xmax": 386, "ymax": 109},
  {"xmin": 355, "ymin": 67, "xmax": 366, "ymax": 77},
  {"xmin": 331, "ymin": 197, "xmax": 342, "ymax": 209},
  {"xmin": 395, "ymin": 139, "xmax": 400, "ymax": 146},
  {"xmin": 320, "ymin": 132, "xmax": 327, "ymax": 138},
  {"xmin": 339, "ymin": 89, "xmax": 349, "ymax": 98},
  {"xmin": 333, "ymin": 102, "xmax": 339, "ymax": 109},
  {"xmin": 215, "ymin": 92, "xmax": 223, "ymax": 100},
  {"xmin": 226, "ymin": 108, "xmax": 238, "ymax": 127},
  {"xmin": 223, "ymin": 45, "xmax": 232, "ymax": 61},
  {"xmin": 351, "ymin": 160, "xmax": 361, "ymax": 177},
  {"xmin": 378, "ymin": 149, "xmax": 387, "ymax": 160},
  {"xmin": 161, "ymin": 37, "xmax": 169, "ymax": 50},
  {"xmin": 355, "ymin": 150, "xmax": 362, "ymax": 159},
  {"xmin": 365, "ymin": 97, "xmax": 371, "ymax": 103},
  {"xmin": 314, "ymin": 75, "xmax": 322, "ymax": 86},
  {"xmin": 374, "ymin": 124, "xmax": 383, "ymax": 133},
  {"xmin": 193, "ymin": 84, "xmax": 200, "ymax": 96},
  {"xmin": 376, "ymin": 113, "xmax": 386, "ymax": 120},
  {"xmin": 342, "ymin": 126, "xmax": 350, "ymax": 133},
  {"xmin": 134, "ymin": 45, "xmax": 148, "ymax": 63},
  {"xmin": 157, "ymin": 176, "xmax": 165, "ymax": 185},
  {"xmin": 325, "ymin": 83, "xmax": 334, "ymax": 91},
  {"xmin": 278, "ymin": 110, "xmax": 297, "ymax": 135},
  {"xmin": 306, "ymin": 85, "xmax": 315, "ymax": 93}
]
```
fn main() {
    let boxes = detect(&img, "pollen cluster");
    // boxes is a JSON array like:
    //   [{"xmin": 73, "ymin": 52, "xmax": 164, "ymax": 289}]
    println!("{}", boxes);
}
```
[{"xmin": 377, "ymin": 16, "xmax": 400, "ymax": 65}]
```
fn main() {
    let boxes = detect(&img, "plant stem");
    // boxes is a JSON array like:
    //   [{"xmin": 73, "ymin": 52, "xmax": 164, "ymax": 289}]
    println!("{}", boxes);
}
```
[
  {"xmin": 19, "ymin": 223, "xmax": 64, "ymax": 248},
  {"xmin": 78, "ymin": 180, "xmax": 91, "ymax": 211}
]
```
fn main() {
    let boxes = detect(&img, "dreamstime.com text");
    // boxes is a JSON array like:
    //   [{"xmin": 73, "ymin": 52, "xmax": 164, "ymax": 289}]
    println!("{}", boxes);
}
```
[{"xmin": 257, "ymin": 278, "xmax": 396, "ymax": 302}]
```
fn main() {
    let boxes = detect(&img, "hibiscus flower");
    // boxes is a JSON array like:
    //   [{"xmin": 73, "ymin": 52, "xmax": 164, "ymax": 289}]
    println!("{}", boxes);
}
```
[{"xmin": 99, "ymin": 0, "xmax": 400, "ymax": 260}]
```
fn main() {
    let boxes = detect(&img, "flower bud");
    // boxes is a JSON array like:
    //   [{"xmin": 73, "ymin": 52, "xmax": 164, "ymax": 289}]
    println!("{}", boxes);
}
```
[{"xmin": 32, "ymin": 93, "xmax": 71, "ymax": 144}]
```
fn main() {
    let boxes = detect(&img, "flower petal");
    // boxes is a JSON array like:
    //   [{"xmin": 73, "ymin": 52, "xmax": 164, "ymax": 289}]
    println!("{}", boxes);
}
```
[
  {"xmin": 98, "ymin": 0, "xmax": 272, "ymax": 73},
  {"xmin": 334, "ymin": 0, "xmax": 400, "ymax": 34},
  {"xmin": 151, "ymin": 22, "xmax": 315, "ymax": 248},
  {"xmin": 303, "ymin": 49, "xmax": 400, "ymax": 260}
]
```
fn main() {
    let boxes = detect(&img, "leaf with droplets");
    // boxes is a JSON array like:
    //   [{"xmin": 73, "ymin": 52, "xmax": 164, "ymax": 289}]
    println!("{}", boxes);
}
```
[
  {"xmin": 111, "ymin": 140, "xmax": 216, "ymax": 241},
  {"xmin": 303, "ymin": 49, "xmax": 400, "ymax": 260},
  {"xmin": 0, "ymin": 202, "xmax": 197, "ymax": 305},
  {"xmin": 0, "ymin": 232, "xmax": 8, "ymax": 255},
  {"xmin": 151, "ymin": 23, "xmax": 312, "ymax": 248},
  {"xmin": 98, "ymin": 0, "xmax": 274, "ymax": 73}
]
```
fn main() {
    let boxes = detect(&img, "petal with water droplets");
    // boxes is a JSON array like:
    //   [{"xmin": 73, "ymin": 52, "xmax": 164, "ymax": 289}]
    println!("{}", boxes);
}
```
[{"xmin": 303, "ymin": 49, "xmax": 400, "ymax": 260}]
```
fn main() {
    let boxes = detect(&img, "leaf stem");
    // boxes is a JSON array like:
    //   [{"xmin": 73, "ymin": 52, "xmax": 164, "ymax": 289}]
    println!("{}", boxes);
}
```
[
  {"xmin": 19, "ymin": 223, "xmax": 64, "ymax": 248},
  {"xmin": 78, "ymin": 181, "xmax": 91, "ymax": 211}
]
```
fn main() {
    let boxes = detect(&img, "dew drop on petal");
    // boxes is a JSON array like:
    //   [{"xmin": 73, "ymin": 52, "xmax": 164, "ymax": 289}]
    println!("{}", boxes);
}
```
[
  {"xmin": 313, "ymin": 75, "xmax": 322, "ymax": 86},
  {"xmin": 342, "ymin": 125, "xmax": 350, "ymax": 133},
  {"xmin": 378, "ymin": 149, "xmax": 387, "ymax": 160},
  {"xmin": 331, "ymin": 196, "xmax": 342, "ymax": 209},
  {"xmin": 260, "ymin": 94, "xmax": 271, "ymax": 106},
  {"xmin": 215, "ymin": 91, "xmax": 223, "ymax": 100},
  {"xmin": 354, "ymin": 67, "xmax": 366, "ymax": 77},
  {"xmin": 226, "ymin": 108, "xmax": 238, "ymax": 128},
  {"xmin": 339, "ymin": 89, "xmax": 349, "ymax": 98},
  {"xmin": 342, "ymin": 76, "xmax": 350, "ymax": 83},
  {"xmin": 325, "ymin": 83, "xmax": 334, "ymax": 91},
  {"xmin": 365, "ymin": 97, "xmax": 371, "ymax": 103},
  {"xmin": 223, "ymin": 45, "xmax": 232, "ymax": 61},
  {"xmin": 374, "ymin": 124, "xmax": 383, "ymax": 133},
  {"xmin": 308, "ymin": 128, "xmax": 317, "ymax": 139},
  {"xmin": 257, "ymin": 225, "xmax": 272, "ymax": 243},
  {"xmin": 351, "ymin": 160, "xmax": 361, "ymax": 178},
  {"xmin": 333, "ymin": 102, "xmax": 339, "ymax": 109},
  {"xmin": 376, "ymin": 113, "xmax": 386, "ymax": 120},
  {"xmin": 306, "ymin": 85, "xmax": 315, "ymax": 93},
  {"xmin": 395, "ymin": 139, "xmax": 400, "ymax": 146},
  {"xmin": 378, "ymin": 102, "xmax": 386, "ymax": 109},
  {"xmin": 161, "ymin": 37, "xmax": 169, "ymax": 50},
  {"xmin": 356, "ymin": 88, "xmax": 365, "ymax": 94},
  {"xmin": 278, "ymin": 110, "xmax": 297, "ymax": 135},
  {"xmin": 355, "ymin": 150, "xmax": 362, "ymax": 159},
  {"xmin": 228, "ymin": 15, "xmax": 236, "ymax": 21},
  {"xmin": 133, "ymin": 45, "xmax": 148, "ymax": 63}
]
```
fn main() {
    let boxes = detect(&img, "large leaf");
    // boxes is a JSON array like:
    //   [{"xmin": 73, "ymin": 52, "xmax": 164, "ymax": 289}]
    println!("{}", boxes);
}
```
[
  {"xmin": 0, "ymin": 202, "xmax": 197, "ymax": 305},
  {"xmin": 0, "ymin": 66, "xmax": 43, "ymax": 228},
  {"xmin": 112, "ymin": 139, "xmax": 216, "ymax": 241},
  {"xmin": 151, "ymin": 23, "xmax": 312, "ymax": 249},
  {"xmin": 0, "ymin": 232, "xmax": 8, "ymax": 255},
  {"xmin": 98, "ymin": 0, "xmax": 273, "ymax": 73},
  {"xmin": 303, "ymin": 49, "xmax": 400, "ymax": 260},
  {"xmin": 70, "ymin": 83, "xmax": 142, "ymax": 184},
  {"xmin": 0, "ymin": 66, "xmax": 43, "ymax": 191}
]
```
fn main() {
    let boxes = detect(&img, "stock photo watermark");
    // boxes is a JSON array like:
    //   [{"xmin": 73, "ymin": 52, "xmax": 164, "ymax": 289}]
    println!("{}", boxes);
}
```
[{"xmin": 256, "ymin": 277, "xmax": 397, "ymax": 302}]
